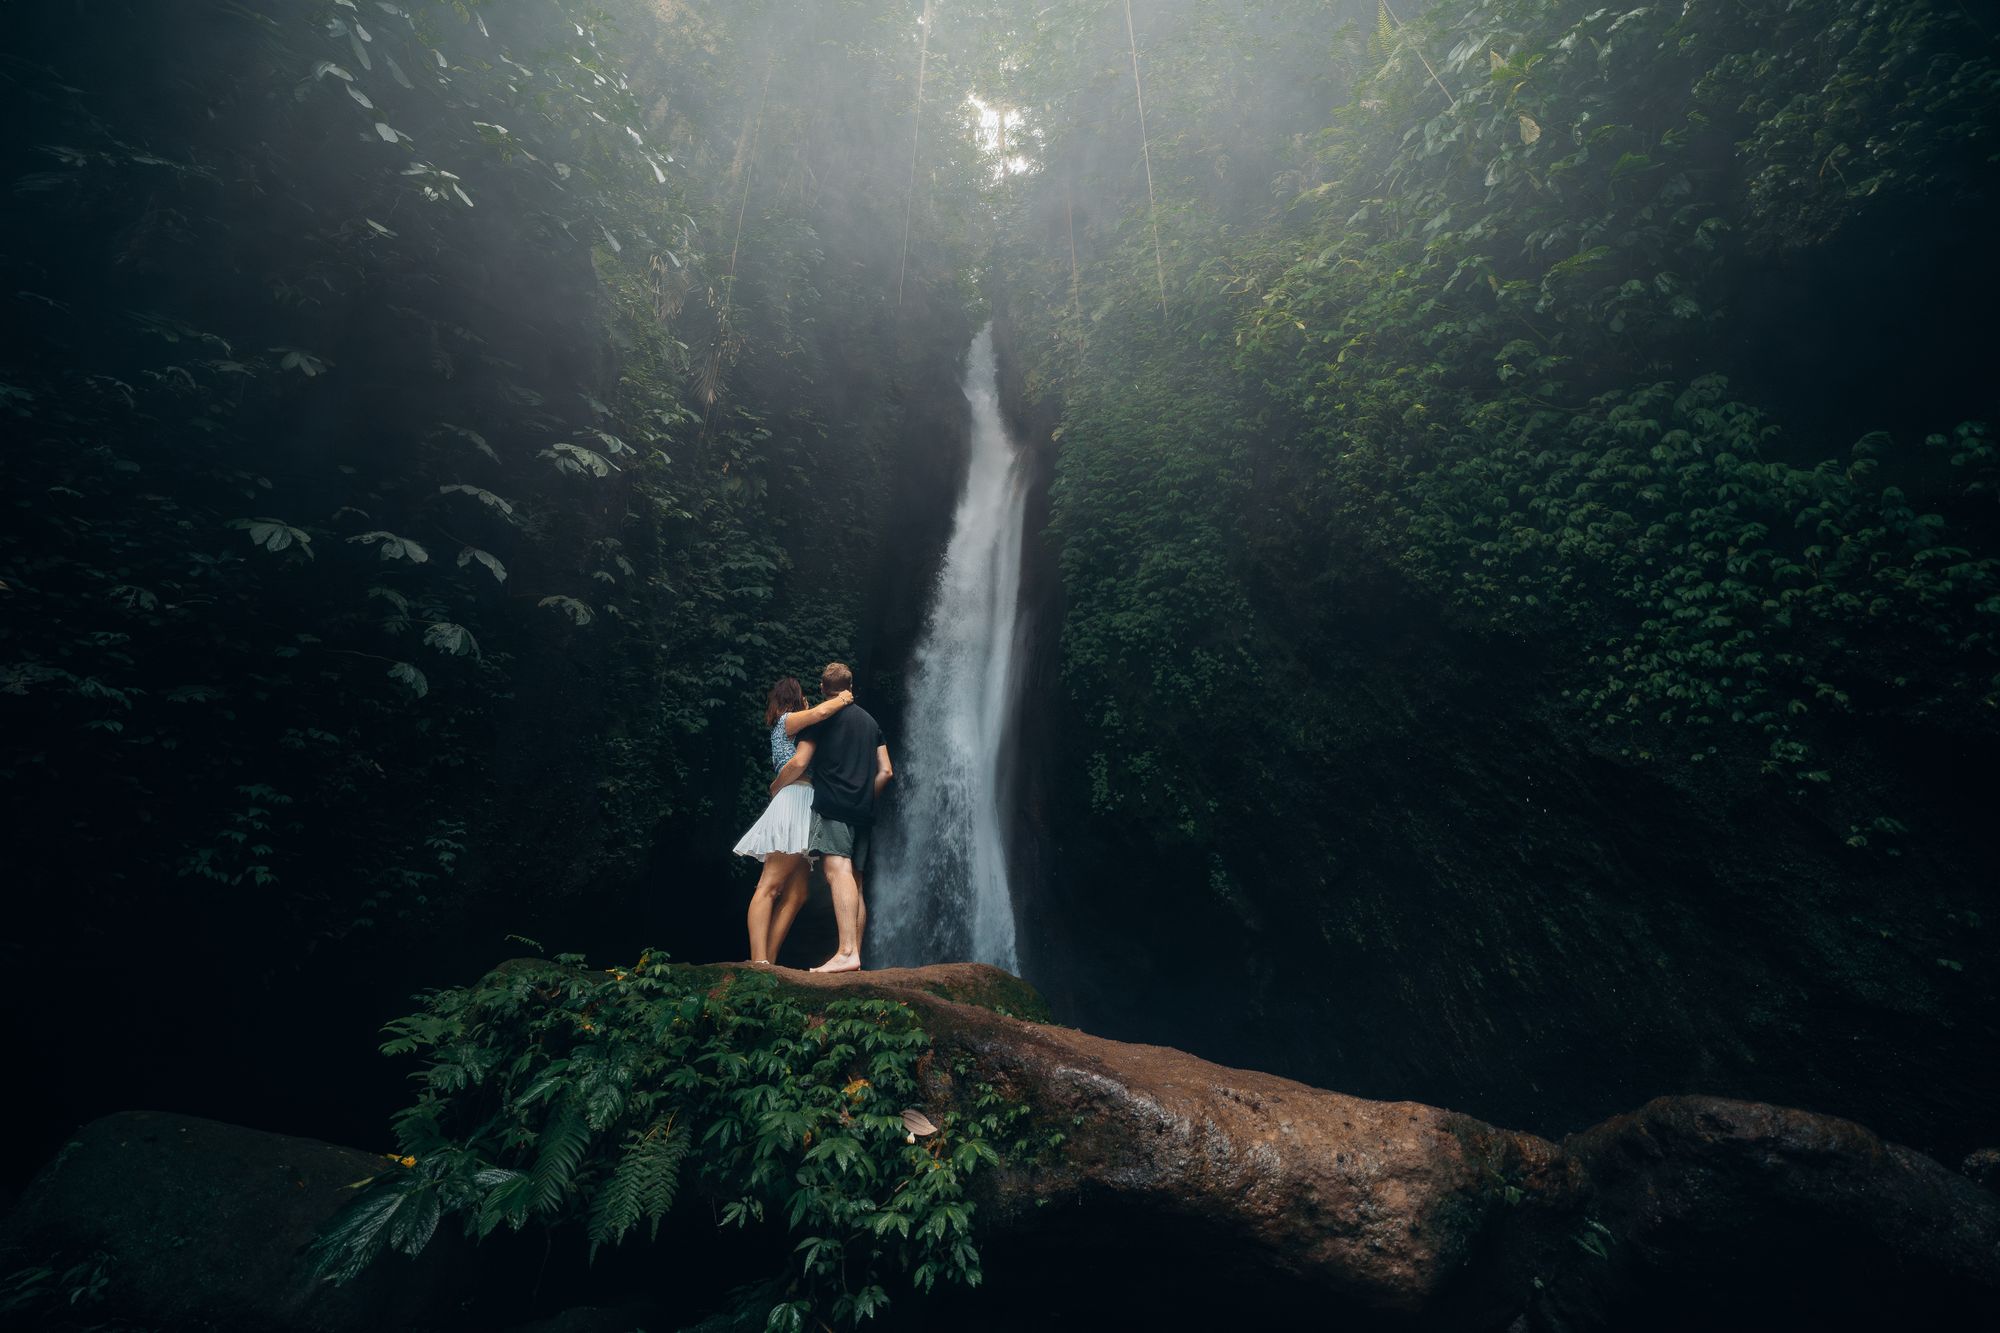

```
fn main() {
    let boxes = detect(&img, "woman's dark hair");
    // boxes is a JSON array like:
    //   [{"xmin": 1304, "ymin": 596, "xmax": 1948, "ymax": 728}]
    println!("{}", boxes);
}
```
[{"xmin": 764, "ymin": 676, "xmax": 807, "ymax": 727}]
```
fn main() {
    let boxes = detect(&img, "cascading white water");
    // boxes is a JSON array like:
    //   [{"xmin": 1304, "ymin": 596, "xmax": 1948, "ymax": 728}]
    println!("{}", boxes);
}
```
[{"xmin": 871, "ymin": 324, "xmax": 1028, "ymax": 971}]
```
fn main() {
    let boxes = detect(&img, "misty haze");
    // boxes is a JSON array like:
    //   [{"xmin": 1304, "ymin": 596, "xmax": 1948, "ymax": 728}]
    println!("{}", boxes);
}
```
[{"xmin": 2, "ymin": 2, "xmax": 1996, "ymax": 1330}]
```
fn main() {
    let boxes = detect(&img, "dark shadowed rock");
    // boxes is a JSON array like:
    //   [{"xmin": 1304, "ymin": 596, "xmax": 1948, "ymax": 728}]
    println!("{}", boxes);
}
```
[
  {"xmin": 1965, "ymin": 1147, "xmax": 2000, "ymax": 1190},
  {"xmin": 0, "ymin": 1110, "xmax": 469, "ymax": 1332},
  {"xmin": 1567, "ymin": 1097, "xmax": 2000, "ymax": 1280},
  {"xmin": 1541, "ymin": 1097, "xmax": 2000, "ymax": 1329}
]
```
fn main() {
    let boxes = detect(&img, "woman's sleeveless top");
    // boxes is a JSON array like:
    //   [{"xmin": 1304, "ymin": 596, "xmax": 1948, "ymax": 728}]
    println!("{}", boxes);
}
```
[{"xmin": 770, "ymin": 717, "xmax": 797, "ymax": 774}]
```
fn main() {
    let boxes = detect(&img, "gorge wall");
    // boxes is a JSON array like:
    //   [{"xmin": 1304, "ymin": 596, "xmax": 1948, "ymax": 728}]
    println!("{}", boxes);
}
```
[
  {"xmin": 986, "ymin": 0, "xmax": 2000, "ymax": 1158},
  {"xmin": 3, "ymin": 0, "xmax": 1995, "ymax": 1237}
]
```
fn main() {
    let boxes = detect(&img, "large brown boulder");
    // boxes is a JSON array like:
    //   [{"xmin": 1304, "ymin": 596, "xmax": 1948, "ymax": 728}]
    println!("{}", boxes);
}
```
[{"xmin": 755, "ymin": 964, "xmax": 2000, "ymax": 1328}]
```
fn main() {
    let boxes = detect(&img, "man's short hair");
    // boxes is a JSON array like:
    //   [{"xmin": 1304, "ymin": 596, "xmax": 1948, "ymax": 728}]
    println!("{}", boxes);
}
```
[{"xmin": 821, "ymin": 661, "xmax": 854, "ymax": 695}]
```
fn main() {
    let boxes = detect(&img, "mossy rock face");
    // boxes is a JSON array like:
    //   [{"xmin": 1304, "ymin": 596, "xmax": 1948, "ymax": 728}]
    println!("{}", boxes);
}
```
[
  {"xmin": 483, "ymin": 958, "xmax": 1055, "ymax": 1025},
  {"xmin": 880, "ymin": 966, "xmax": 1055, "ymax": 1023},
  {"xmin": 719, "ymin": 962, "xmax": 1056, "ymax": 1024}
]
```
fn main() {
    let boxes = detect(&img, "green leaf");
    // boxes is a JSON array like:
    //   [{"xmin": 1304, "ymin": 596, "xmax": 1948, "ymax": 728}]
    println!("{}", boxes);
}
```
[
  {"xmin": 457, "ymin": 547, "xmax": 507, "ymax": 582},
  {"xmin": 270, "ymin": 347, "xmax": 329, "ymax": 376},
  {"xmin": 387, "ymin": 662, "xmax": 428, "ymax": 698},
  {"xmin": 422, "ymin": 622, "xmax": 478, "ymax": 657},
  {"xmin": 538, "ymin": 595, "xmax": 595, "ymax": 626},
  {"xmin": 386, "ymin": 1184, "xmax": 441, "ymax": 1257},
  {"xmin": 307, "ymin": 1179, "xmax": 415, "ymax": 1284},
  {"xmin": 229, "ymin": 517, "xmax": 314, "ymax": 558},
  {"xmin": 349, "ymin": 531, "xmax": 430, "ymax": 563},
  {"xmin": 434, "ymin": 423, "xmax": 499, "ymax": 463},
  {"xmin": 541, "ymin": 442, "xmax": 618, "ymax": 477},
  {"xmin": 439, "ymin": 484, "xmax": 515, "ymax": 515}
]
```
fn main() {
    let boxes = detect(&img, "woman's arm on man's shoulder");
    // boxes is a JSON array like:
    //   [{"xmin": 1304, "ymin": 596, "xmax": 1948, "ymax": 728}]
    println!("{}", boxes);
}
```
[{"xmin": 782, "ymin": 689, "xmax": 853, "ymax": 736}]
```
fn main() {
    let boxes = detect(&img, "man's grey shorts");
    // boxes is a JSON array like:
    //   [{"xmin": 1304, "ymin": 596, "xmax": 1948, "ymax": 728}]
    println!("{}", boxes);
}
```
[{"xmin": 807, "ymin": 813, "xmax": 870, "ymax": 873}]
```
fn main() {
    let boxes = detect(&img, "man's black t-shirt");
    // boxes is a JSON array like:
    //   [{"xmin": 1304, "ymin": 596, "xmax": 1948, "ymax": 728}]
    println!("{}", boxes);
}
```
[{"xmin": 801, "ymin": 704, "xmax": 886, "ymax": 826}]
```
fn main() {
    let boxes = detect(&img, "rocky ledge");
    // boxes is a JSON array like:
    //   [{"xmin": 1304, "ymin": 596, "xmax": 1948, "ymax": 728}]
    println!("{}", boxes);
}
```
[
  {"xmin": 762, "ymin": 965, "xmax": 2000, "ymax": 1329},
  {"xmin": 6, "ymin": 963, "xmax": 1994, "ymax": 1331}
]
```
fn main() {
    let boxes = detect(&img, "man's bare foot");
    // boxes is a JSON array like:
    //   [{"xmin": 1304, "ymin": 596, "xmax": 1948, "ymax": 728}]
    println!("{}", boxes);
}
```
[
  {"xmin": 752, "ymin": 959, "xmax": 772, "ymax": 966},
  {"xmin": 809, "ymin": 952, "xmax": 861, "ymax": 974}
]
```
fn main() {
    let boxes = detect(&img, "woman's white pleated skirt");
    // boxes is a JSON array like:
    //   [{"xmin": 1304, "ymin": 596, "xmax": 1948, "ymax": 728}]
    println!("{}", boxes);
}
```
[{"xmin": 732, "ymin": 783, "xmax": 816, "ymax": 861}]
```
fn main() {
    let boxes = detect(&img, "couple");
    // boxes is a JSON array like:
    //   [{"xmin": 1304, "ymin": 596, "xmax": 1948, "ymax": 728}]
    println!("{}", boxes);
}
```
[{"xmin": 731, "ymin": 662, "xmax": 892, "ymax": 973}]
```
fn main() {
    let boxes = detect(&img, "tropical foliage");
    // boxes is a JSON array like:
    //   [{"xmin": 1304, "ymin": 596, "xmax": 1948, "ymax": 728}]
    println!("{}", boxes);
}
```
[
  {"xmin": 312, "ymin": 954, "xmax": 1029, "ymax": 1329},
  {"xmin": 992, "ymin": 0, "xmax": 1999, "ymax": 847},
  {"xmin": 0, "ymin": 0, "xmax": 984, "ymax": 948},
  {"xmin": 5, "ymin": 0, "xmax": 1998, "ymax": 1317}
]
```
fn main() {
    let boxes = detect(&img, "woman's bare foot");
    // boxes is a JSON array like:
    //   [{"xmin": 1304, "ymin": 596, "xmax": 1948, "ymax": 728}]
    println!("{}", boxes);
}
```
[
  {"xmin": 809, "ymin": 952, "xmax": 861, "ymax": 974},
  {"xmin": 752, "ymin": 959, "xmax": 772, "ymax": 966}
]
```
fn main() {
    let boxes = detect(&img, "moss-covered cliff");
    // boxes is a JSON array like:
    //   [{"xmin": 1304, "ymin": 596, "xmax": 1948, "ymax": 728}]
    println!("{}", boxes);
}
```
[{"xmin": 988, "ymin": 0, "xmax": 1999, "ymax": 1153}]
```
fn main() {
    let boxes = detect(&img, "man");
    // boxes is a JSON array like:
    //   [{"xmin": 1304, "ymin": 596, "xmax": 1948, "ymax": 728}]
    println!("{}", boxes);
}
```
[{"xmin": 767, "ymin": 661, "xmax": 892, "ymax": 973}]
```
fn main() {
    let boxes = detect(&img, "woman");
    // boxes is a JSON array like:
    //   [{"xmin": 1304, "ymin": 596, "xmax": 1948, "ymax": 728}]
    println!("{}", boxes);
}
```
[{"xmin": 734, "ymin": 676, "xmax": 851, "ymax": 964}]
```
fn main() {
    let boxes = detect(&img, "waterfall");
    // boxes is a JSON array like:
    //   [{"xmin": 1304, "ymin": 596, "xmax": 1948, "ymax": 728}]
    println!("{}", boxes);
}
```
[{"xmin": 871, "ymin": 324, "xmax": 1028, "ymax": 971}]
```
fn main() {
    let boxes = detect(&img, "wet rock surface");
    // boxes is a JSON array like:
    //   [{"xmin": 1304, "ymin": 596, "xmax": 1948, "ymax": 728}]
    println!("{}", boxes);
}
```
[{"xmin": 7, "ymin": 966, "xmax": 1995, "ymax": 1331}]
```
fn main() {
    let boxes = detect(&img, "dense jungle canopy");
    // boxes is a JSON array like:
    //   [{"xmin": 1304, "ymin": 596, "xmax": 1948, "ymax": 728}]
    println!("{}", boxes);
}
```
[{"xmin": 1, "ymin": 0, "xmax": 1996, "ymax": 1328}]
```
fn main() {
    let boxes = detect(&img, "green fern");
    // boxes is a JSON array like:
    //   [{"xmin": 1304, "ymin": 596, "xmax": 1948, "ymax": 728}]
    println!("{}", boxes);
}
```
[
  {"xmin": 577, "ymin": 1053, "xmax": 635, "ymax": 1130},
  {"xmin": 1374, "ymin": 0, "xmax": 1397, "ymax": 58},
  {"xmin": 587, "ymin": 1116, "xmax": 688, "ymax": 1257},
  {"xmin": 529, "ymin": 1097, "xmax": 593, "ymax": 1215}
]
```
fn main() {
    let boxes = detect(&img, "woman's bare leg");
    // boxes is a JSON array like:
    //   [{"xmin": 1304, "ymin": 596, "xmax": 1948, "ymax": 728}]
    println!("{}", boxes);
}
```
[
  {"xmin": 766, "ymin": 859, "xmax": 811, "ymax": 964},
  {"xmin": 745, "ymin": 853, "xmax": 802, "ymax": 962}
]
